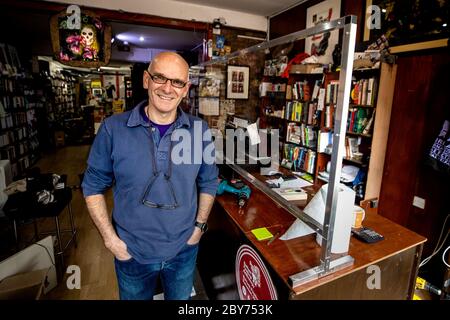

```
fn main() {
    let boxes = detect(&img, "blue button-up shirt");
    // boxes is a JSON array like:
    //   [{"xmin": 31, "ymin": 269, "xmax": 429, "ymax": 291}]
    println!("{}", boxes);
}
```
[{"xmin": 82, "ymin": 101, "xmax": 218, "ymax": 263}]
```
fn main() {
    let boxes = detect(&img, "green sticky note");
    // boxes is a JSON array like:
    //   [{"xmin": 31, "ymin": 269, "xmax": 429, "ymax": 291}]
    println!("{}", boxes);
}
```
[{"xmin": 251, "ymin": 227, "xmax": 273, "ymax": 241}]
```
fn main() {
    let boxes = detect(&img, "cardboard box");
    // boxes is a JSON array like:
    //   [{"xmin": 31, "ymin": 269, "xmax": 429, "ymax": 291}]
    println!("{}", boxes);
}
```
[
  {"xmin": 54, "ymin": 130, "xmax": 65, "ymax": 147},
  {"xmin": 290, "ymin": 63, "xmax": 322, "ymax": 74},
  {"xmin": 0, "ymin": 268, "xmax": 47, "ymax": 300},
  {"xmin": 0, "ymin": 236, "xmax": 57, "ymax": 299}
]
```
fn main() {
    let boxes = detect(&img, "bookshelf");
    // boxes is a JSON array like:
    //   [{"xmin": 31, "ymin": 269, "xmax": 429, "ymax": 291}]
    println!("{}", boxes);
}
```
[
  {"xmin": 260, "ymin": 70, "xmax": 323, "ymax": 179},
  {"xmin": 259, "ymin": 61, "xmax": 397, "ymax": 202},
  {"xmin": 0, "ymin": 45, "xmax": 44, "ymax": 178},
  {"xmin": 45, "ymin": 73, "xmax": 77, "ymax": 123}
]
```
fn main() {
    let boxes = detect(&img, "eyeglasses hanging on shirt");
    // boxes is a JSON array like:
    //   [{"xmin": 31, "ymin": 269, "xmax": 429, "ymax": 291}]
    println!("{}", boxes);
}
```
[{"xmin": 141, "ymin": 127, "xmax": 179, "ymax": 210}]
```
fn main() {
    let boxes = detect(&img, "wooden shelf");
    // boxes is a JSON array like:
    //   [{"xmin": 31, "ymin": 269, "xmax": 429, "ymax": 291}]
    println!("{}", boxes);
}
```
[
  {"xmin": 346, "ymin": 131, "xmax": 372, "ymax": 138},
  {"xmin": 344, "ymin": 156, "xmax": 367, "ymax": 166},
  {"xmin": 265, "ymin": 115, "xmax": 320, "ymax": 129},
  {"xmin": 319, "ymin": 152, "xmax": 368, "ymax": 167},
  {"xmin": 352, "ymin": 67, "xmax": 380, "ymax": 72},
  {"xmin": 261, "ymin": 91, "xmax": 286, "ymax": 98},
  {"xmin": 286, "ymin": 98, "xmax": 318, "ymax": 103},
  {"xmin": 289, "ymin": 72, "xmax": 324, "ymax": 76},
  {"xmin": 284, "ymin": 141, "xmax": 317, "ymax": 151},
  {"xmin": 349, "ymin": 103, "xmax": 375, "ymax": 108}
]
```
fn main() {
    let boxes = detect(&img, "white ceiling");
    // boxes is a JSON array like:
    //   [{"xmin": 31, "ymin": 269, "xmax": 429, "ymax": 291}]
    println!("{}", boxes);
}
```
[
  {"xmin": 109, "ymin": 1, "xmax": 310, "ymax": 55},
  {"xmin": 174, "ymin": 0, "xmax": 308, "ymax": 17},
  {"xmin": 111, "ymin": 22, "xmax": 205, "ymax": 51}
]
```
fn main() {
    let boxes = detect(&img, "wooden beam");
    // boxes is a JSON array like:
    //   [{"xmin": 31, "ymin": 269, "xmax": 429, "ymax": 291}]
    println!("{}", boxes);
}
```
[
  {"xmin": 0, "ymin": 0, "xmax": 208, "ymax": 31},
  {"xmin": 365, "ymin": 62, "xmax": 397, "ymax": 200},
  {"xmin": 363, "ymin": 0, "xmax": 372, "ymax": 42},
  {"xmin": 390, "ymin": 39, "xmax": 449, "ymax": 54}
]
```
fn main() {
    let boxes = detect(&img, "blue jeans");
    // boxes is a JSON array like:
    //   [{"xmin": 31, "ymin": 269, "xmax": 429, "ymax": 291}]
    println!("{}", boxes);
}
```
[{"xmin": 114, "ymin": 243, "xmax": 199, "ymax": 300}]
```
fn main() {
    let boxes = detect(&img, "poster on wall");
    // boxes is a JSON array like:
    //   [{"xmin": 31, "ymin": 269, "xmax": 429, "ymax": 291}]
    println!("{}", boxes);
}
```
[
  {"xmin": 50, "ymin": 6, "xmax": 111, "ymax": 67},
  {"xmin": 235, "ymin": 244, "xmax": 278, "ymax": 300},
  {"xmin": 199, "ymin": 78, "xmax": 220, "ymax": 97},
  {"xmin": 305, "ymin": 0, "xmax": 341, "ymax": 64}
]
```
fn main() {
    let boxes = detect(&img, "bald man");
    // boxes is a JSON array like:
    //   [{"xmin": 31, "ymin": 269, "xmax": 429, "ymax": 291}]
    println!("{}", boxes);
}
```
[{"xmin": 82, "ymin": 52, "xmax": 218, "ymax": 300}]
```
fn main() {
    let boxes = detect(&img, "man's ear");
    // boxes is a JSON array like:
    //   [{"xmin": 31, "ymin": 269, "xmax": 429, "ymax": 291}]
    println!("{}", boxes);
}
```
[
  {"xmin": 143, "ymin": 71, "xmax": 149, "ymax": 89},
  {"xmin": 182, "ymin": 82, "xmax": 191, "ymax": 98}
]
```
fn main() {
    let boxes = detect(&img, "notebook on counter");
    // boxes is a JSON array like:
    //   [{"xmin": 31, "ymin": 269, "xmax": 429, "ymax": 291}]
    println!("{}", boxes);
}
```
[{"xmin": 273, "ymin": 187, "xmax": 308, "ymax": 201}]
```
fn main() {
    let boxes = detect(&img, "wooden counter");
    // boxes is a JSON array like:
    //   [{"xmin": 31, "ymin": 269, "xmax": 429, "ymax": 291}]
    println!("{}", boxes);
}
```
[{"xmin": 213, "ymin": 175, "xmax": 426, "ymax": 299}]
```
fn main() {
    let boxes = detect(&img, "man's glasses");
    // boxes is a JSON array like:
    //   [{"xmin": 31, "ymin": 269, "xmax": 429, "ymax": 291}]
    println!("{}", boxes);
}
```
[
  {"xmin": 141, "ymin": 174, "xmax": 179, "ymax": 210},
  {"xmin": 147, "ymin": 72, "xmax": 188, "ymax": 88},
  {"xmin": 141, "ymin": 137, "xmax": 178, "ymax": 210}
]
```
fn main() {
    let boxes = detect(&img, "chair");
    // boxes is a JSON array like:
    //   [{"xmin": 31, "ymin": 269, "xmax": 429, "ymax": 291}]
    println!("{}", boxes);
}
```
[{"xmin": 3, "ymin": 180, "xmax": 77, "ymax": 275}]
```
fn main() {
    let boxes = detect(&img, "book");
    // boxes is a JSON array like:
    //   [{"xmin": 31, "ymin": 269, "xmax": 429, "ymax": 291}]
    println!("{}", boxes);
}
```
[
  {"xmin": 274, "ymin": 187, "xmax": 308, "ymax": 201},
  {"xmin": 286, "ymin": 123, "xmax": 301, "ymax": 144},
  {"xmin": 366, "ymin": 78, "xmax": 375, "ymax": 105},
  {"xmin": 251, "ymin": 227, "xmax": 273, "ymax": 241},
  {"xmin": 362, "ymin": 110, "xmax": 376, "ymax": 134},
  {"xmin": 312, "ymin": 80, "xmax": 320, "ymax": 100}
]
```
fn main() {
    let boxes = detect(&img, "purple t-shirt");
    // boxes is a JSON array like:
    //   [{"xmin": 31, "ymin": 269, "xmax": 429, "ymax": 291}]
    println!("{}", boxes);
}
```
[{"xmin": 141, "ymin": 105, "xmax": 173, "ymax": 137}]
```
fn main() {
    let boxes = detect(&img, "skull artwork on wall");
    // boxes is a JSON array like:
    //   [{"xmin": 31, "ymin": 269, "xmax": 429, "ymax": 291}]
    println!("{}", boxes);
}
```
[
  {"xmin": 79, "ymin": 24, "xmax": 100, "ymax": 60},
  {"xmin": 81, "ymin": 25, "xmax": 95, "ymax": 47},
  {"xmin": 51, "ymin": 7, "xmax": 111, "ymax": 67}
]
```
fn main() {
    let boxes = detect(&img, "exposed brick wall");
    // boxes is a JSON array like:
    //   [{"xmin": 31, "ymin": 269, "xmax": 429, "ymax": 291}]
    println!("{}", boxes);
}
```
[{"xmin": 209, "ymin": 26, "xmax": 267, "ymax": 125}]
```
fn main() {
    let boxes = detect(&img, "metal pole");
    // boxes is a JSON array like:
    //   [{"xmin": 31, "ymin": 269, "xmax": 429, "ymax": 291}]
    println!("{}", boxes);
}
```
[{"xmin": 321, "ymin": 16, "xmax": 357, "ymax": 272}]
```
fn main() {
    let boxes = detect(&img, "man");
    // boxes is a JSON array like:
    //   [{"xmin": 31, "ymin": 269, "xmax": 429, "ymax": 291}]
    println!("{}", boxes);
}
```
[{"xmin": 82, "ymin": 52, "xmax": 218, "ymax": 300}]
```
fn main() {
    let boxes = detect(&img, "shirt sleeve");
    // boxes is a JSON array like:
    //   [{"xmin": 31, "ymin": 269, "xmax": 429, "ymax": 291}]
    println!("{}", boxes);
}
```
[
  {"xmin": 196, "ymin": 121, "xmax": 219, "ymax": 196},
  {"xmin": 81, "ymin": 120, "xmax": 115, "ymax": 196}
]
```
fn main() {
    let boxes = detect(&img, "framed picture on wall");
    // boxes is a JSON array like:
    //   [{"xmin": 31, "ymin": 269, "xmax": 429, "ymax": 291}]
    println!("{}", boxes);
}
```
[
  {"xmin": 226, "ymin": 65, "xmax": 249, "ymax": 99},
  {"xmin": 305, "ymin": 0, "xmax": 341, "ymax": 65},
  {"xmin": 366, "ymin": 0, "xmax": 449, "ymax": 52},
  {"xmin": 50, "ymin": 7, "xmax": 111, "ymax": 67}
]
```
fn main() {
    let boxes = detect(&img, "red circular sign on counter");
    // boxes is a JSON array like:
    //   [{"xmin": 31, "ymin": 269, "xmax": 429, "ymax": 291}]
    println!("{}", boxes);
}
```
[{"xmin": 235, "ymin": 244, "xmax": 278, "ymax": 300}]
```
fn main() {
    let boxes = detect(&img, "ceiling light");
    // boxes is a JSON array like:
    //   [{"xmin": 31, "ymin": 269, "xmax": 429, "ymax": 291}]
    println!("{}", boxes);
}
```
[
  {"xmin": 111, "ymin": 37, "xmax": 115, "ymax": 43},
  {"xmin": 139, "ymin": 36, "xmax": 144, "ymax": 42},
  {"xmin": 443, "ymin": 23, "xmax": 447, "ymax": 27},
  {"xmin": 382, "ymin": 9, "xmax": 386, "ymax": 13},
  {"xmin": 123, "ymin": 41, "xmax": 129, "ymax": 45}
]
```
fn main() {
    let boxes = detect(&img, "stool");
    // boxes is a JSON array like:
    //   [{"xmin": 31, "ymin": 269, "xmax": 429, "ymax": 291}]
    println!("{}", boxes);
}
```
[{"xmin": 4, "ymin": 187, "xmax": 77, "ymax": 275}]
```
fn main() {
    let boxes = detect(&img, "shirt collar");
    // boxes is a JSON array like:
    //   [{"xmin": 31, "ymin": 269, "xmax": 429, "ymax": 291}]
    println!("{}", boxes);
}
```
[{"xmin": 127, "ymin": 100, "xmax": 191, "ymax": 129}]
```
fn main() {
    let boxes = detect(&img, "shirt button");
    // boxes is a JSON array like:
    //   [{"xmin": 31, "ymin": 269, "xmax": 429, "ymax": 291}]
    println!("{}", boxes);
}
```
[{"xmin": 151, "ymin": 127, "xmax": 155, "ymax": 132}]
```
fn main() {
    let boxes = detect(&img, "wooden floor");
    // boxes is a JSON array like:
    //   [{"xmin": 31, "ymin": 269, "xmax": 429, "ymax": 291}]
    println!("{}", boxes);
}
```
[
  {"xmin": 16, "ymin": 145, "xmax": 119, "ymax": 299},
  {"xmin": 5, "ymin": 145, "xmax": 210, "ymax": 300}
]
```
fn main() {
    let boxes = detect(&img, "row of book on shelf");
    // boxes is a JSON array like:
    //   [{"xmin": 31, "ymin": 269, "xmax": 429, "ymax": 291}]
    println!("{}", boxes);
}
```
[
  {"xmin": 0, "ymin": 126, "xmax": 27, "ymax": 147},
  {"xmin": 351, "ymin": 77, "xmax": 377, "ymax": 106},
  {"xmin": 0, "ymin": 142, "xmax": 28, "ymax": 161},
  {"xmin": 286, "ymin": 79, "xmax": 322, "ymax": 102},
  {"xmin": 1, "ymin": 95, "xmax": 29, "ymax": 111},
  {"xmin": 297, "ymin": 77, "xmax": 377, "ymax": 107},
  {"xmin": 0, "ymin": 76, "xmax": 23, "ymax": 93},
  {"xmin": 347, "ymin": 108, "xmax": 375, "ymax": 134},
  {"xmin": 286, "ymin": 122, "xmax": 317, "ymax": 148},
  {"xmin": 281, "ymin": 143, "xmax": 316, "ymax": 175},
  {"xmin": 283, "ymin": 113, "xmax": 373, "ymax": 153},
  {"xmin": 282, "ymin": 101, "xmax": 320, "ymax": 125},
  {"xmin": 326, "ymin": 80, "xmax": 340, "ymax": 105},
  {"xmin": 0, "ymin": 113, "xmax": 27, "ymax": 130},
  {"xmin": 280, "ymin": 100, "xmax": 375, "ymax": 134},
  {"xmin": 316, "ymin": 131, "xmax": 362, "ymax": 161}
]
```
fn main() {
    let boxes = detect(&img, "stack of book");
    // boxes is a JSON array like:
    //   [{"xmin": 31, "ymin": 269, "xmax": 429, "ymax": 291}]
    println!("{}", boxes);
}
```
[{"xmin": 274, "ymin": 187, "xmax": 308, "ymax": 201}]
